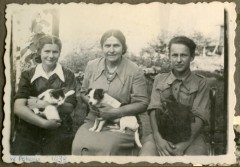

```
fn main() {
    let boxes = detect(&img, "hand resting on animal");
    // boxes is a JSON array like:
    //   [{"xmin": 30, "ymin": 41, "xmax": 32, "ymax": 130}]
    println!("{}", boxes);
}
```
[
  {"xmin": 28, "ymin": 89, "xmax": 75, "ymax": 120},
  {"xmin": 86, "ymin": 88, "xmax": 142, "ymax": 148}
]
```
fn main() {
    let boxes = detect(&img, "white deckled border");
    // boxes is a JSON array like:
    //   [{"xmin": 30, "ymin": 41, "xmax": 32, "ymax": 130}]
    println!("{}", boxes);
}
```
[
  {"xmin": 2, "ymin": 2, "xmax": 237, "ymax": 165},
  {"xmin": 3, "ymin": 3, "xmax": 13, "ymax": 163}
]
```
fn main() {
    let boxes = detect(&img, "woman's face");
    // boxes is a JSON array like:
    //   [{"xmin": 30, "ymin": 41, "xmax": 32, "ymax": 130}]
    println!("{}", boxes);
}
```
[
  {"xmin": 102, "ymin": 36, "xmax": 123, "ymax": 64},
  {"xmin": 40, "ymin": 44, "xmax": 60, "ymax": 68}
]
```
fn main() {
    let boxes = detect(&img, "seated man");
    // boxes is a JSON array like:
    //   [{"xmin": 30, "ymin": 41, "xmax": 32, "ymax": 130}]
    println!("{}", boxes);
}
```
[{"xmin": 140, "ymin": 36, "xmax": 210, "ymax": 156}]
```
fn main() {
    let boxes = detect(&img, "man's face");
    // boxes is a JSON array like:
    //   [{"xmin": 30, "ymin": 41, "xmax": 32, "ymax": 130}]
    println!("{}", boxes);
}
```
[{"xmin": 169, "ymin": 43, "xmax": 194, "ymax": 75}]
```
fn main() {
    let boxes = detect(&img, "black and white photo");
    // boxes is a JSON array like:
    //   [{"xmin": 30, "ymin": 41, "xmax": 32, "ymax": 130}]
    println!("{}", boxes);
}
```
[{"xmin": 2, "ymin": 2, "xmax": 236, "ymax": 164}]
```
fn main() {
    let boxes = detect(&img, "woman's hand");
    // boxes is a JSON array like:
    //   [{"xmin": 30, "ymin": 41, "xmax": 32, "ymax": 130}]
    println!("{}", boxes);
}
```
[
  {"xmin": 98, "ymin": 104, "xmax": 119, "ymax": 120},
  {"xmin": 153, "ymin": 133, "xmax": 175, "ymax": 156},
  {"xmin": 41, "ymin": 119, "xmax": 62, "ymax": 129},
  {"xmin": 27, "ymin": 96, "xmax": 49, "ymax": 109}
]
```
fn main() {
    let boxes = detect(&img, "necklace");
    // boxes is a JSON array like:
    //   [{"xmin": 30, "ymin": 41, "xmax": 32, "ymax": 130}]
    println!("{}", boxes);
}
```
[
  {"xmin": 106, "ymin": 65, "xmax": 118, "ymax": 74},
  {"xmin": 106, "ymin": 65, "xmax": 118, "ymax": 82}
]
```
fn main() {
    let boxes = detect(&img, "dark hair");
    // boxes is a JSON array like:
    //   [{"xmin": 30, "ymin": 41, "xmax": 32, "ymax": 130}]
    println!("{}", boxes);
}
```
[
  {"xmin": 100, "ymin": 29, "xmax": 127, "ymax": 54},
  {"xmin": 35, "ymin": 35, "xmax": 62, "ymax": 63},
  {"xmin": 168, "ymin": 36, "xmax": 196, "ymax": 56}
]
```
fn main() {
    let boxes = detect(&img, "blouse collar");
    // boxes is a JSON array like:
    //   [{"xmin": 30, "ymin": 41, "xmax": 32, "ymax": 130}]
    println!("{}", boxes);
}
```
[
  {"xmin": 94, "ymin": 57, "xmax": 126, "ymax": 84},
  {"xmin": 31, "ymin": 63, "xmax": 65, "ymax": 83}
]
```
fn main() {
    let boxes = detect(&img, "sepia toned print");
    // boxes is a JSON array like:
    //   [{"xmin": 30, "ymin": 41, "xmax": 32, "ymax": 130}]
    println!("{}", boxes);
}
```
[{"xmin": 2, "ymin": 2, "xmax": 236, "ymax": 164}]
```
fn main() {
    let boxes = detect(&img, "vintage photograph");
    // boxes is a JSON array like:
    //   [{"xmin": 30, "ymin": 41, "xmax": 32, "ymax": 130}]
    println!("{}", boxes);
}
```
[{"xmin": 2, "ymin": 2, "xmax": 236, "ymax": 164}]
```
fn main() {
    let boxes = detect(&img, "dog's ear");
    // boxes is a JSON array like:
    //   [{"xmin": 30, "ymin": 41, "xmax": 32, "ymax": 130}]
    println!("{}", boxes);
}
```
[
  {"xmin": 51, "ymin": 88, "xmax": 64, "ymax": 94},
  {"xmin": 50, "ymin": 88, "xmax": 65, "ymax": 98},
  {"xmin": 85, "ymin": 88, "xmax": 92, "ymax": 95},
  {"xmin": 39, "ymin": 96, "xmax": 45, "ymax": 100},
  {"xmin": 94, "ymin": 89, "xmax": 105, "ymax": 100},
  {"xmin": 38, "ymin": 89, "xmax": 52, "ymax": 99}
]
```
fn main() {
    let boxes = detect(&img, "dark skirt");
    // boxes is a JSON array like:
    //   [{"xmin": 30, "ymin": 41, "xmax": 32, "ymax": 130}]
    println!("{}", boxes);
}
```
[{"xmin": 12, "ymin": 115, "xmax": 74, "ymax": 155}]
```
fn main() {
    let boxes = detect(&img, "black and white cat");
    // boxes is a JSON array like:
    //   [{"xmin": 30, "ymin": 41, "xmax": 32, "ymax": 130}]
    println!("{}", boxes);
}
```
[{"xmin": 32, "ymin": 89, "xmax": 75, "ymax": 120}]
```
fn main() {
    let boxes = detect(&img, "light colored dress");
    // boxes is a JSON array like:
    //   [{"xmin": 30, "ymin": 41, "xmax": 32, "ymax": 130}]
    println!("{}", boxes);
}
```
[{"xmin": 72, "ymin": 56, "xmax": 149, "ymax": 155}]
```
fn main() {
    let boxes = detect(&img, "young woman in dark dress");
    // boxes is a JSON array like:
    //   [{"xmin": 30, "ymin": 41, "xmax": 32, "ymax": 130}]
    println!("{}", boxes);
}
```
[{"xmin": 12, "ymin": 35, "xmax": 77, "ymax": 155}]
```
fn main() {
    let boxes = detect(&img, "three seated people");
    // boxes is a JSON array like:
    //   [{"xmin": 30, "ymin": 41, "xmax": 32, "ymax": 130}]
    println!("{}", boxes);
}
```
[{"xmin": 13, "ymin": 32, "xmax": 210, "ymax": 156}]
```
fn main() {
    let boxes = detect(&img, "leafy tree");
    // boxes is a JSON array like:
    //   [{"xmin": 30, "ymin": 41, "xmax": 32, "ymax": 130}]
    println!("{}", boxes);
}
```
[
  {"xmin": 191, "ymin": 31, "xmax": 213, "ymax": 56},
  {"xmin": 60, "ymin": 43, "xmax": 102, "ymax": 72}
]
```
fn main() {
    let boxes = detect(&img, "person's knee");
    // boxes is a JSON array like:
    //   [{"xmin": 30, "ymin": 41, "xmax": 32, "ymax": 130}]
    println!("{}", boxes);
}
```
[
  {"xmin": 139, "ymin": 141, "xmax": 159, "ymax": 156},
  {"xmin": 185, "ymin": 145, "xmax": 208, "ymax": 155},
  {"xmin": 105, "ymin": 138, "xmax": 123, "ymax": 155},
  {"xmin": 71, "ymin": 140, "xmax": 78, "ymax": 155},
  {"xmin": 185, "ymin": 136, "xmax": 208, "ymax": 155},
  {"xmin": 71, "ymin": 135, "xmax": 83, "ymax": 155},
  {"xmin": 72, "ymin": 145, "xmax": 89, "ymax": 155},
  {"xmin": 71, "ymin": 125, "xmax": 88, "ymax": 155},
  {"xmin": 139, "ymin": 134, "xmax": 159, "ymax": 156}
]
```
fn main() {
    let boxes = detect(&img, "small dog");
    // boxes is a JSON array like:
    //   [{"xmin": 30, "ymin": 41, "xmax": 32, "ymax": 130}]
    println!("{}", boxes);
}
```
[
  {"xmin": 155, "ymin": 95, "xmax": 194, "ymax": 144},
  {"xmin": 86, "ymin": 88, "xmax": 142, "ymax": 148},
  {"xmin": 32, "ymin": 88, "xmax": 75, "ymax": 120}
]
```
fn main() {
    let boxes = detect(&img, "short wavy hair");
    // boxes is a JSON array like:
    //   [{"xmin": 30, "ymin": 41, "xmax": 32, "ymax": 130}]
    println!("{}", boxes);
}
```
[
  {"xmin": 168, "ymin": 36, "xmax": 196, "ymax": 57},
  {"xmin": 100, "ymin": 29, "xmax": 127, "ymax": 55}
]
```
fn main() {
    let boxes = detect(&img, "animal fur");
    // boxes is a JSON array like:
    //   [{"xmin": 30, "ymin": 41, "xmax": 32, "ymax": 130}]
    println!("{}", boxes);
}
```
[
  {"xmin": 86, "ymin": 88, "xmax": 142, "ymax": 148},
  {"xmin": 155, "ymin": 95, "xmax": 194, "ymax": 144},
  {"xmin": 32, "ymin": 89, "xmax": 75, "ymax": 120}
]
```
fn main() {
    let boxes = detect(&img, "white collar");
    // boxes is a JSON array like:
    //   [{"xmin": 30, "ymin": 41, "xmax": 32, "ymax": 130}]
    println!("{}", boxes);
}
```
[{"xmin": 31, "ymin": 63, "xmax": 65, "ymax": 83}]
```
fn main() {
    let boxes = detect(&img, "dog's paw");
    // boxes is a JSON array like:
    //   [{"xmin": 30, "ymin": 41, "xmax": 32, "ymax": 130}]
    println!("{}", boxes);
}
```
[
  {"xmin": 107, "ymin": 125, "xmax": 120, "ymax": 130},
  {"xmin": 89, "ymin": 128, "xmax": 95, "ymax": 131},
  {"xmin": 109, "ymin": 129, "xmax": 125, "ymax": 133}
]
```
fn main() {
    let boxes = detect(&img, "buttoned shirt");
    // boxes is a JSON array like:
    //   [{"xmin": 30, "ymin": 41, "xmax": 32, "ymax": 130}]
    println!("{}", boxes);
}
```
[
  {"xmin": 148, "ymin": 71, "xmax": 210, "ymax": 124},
  {"xmin": 81, "ymin": 57, "xmax": 149, "ymax": 107}
]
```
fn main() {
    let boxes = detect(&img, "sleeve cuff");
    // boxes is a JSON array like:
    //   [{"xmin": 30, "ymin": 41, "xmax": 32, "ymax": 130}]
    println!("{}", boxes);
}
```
[
  {"xmin": 147, "ymin": 105, "xmax": 161, "ymax": 115},
  {"xmin": 130, "ymin": 97, "xmax": 150, "ymax": 106}
]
